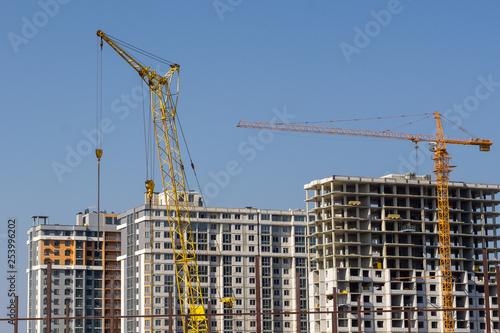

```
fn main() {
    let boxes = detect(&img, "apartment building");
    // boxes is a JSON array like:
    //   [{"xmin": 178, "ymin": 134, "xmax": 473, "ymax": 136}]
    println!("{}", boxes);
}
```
[
  {"xmin": 27, "ymin": 212, "xmax": 121, "ymax": 333},
  {"xmin": 306, "ymin": 173, "xmax": 500, "ymax": 333},
  {"xmin": 118, "ymin": 191, "xmax": 313, "ymax": 333}
]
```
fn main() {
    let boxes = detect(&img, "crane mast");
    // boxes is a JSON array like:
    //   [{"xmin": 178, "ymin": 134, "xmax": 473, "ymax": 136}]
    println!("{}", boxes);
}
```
[
  {"xmin": 433, "ymin": 114, "xmax": 454, "ymax": 332},
  {"xmin": 97, "ymin": 30, "xmax": 207, "ymax": 333},
  {"xmin": 238, "ymin": 112, "xmax": 492, "ymax": 333}
]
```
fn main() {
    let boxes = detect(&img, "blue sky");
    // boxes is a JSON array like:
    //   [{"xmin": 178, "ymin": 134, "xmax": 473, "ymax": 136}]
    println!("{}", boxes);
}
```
[{"xmin": 1, "ymin": 1, "xmax": 500, "ymax": 329}]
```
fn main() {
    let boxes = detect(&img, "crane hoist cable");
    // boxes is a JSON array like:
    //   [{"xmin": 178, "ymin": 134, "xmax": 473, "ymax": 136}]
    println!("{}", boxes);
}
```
[
  {"xmin": 177, "ymin": 116, "xmax": 238, "ymax": 309},
  {"xmin": 138, "ymin": 75, "xmax": 158, "ymax": 332},
  {"xmin": 95, "ymin": 33, "xmax": 104, "ymax": 245},
  {"xmin": 96, "ymin": 35, "xmax": 106, "ymax": 330},
  {"xmin": 440, "ymin": 113, "xmax": 480, "ymax": 140},
  {"xmin": 380, "ymin": 113, "xmax": 433, "ymax": 133},
  {"xmin": 142, "ymin": 78, "xmax": 156, "ymax": 182},
  {"xmin": 104, "ymin": 33, "xmax": 176, "ymax": 66},
  {"xmin": 284, "ymin": 112, "xmax": 433, "ymax": 125}
]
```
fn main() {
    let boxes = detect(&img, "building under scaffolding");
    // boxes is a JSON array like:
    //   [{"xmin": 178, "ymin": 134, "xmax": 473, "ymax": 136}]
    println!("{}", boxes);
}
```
[{"xmin": 306, "ymin": 173, "xmax": 500, "ymax": 333}]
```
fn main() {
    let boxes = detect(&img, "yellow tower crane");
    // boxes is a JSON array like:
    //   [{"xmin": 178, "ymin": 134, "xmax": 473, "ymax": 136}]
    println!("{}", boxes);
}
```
[
  {"xmin": 238, "ymin": 112, "xmax": 492, "ymax": 333},
  {"xmin": 97, "ymin": 30, "xmax": 207, "ymax": 333}
]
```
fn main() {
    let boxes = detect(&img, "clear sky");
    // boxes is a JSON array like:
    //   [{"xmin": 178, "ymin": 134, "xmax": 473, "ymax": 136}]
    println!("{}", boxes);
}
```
[{"xmin": 1, "ymin": 1, "xmax": 500, "ymax": 329}]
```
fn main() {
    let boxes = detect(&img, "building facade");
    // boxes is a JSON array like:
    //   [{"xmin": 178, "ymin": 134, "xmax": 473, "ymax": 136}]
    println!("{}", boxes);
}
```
[
  {"xmin": 26, "ymin": 212, "xmax": 121, "ymax": 333},
  {"xmin": 118, "ymin": 191, "xmax": 313, "ymax": 333},
  {"xmin": 306, "ymin": 173, "xmax": 500, "ymax": 333}
]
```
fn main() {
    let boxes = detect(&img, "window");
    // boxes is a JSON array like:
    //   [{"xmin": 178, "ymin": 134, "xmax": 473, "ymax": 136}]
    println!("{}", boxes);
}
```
[
  {"xmin": 262, "ymin": 235, "xmax": 270, "ymax": 244},
  {"xmin": 295, "ymin": 226, "xmax": 306, "ymax": 235},
  {"xmin": 295, "ymin": 247, "xmax": 305, "ymax": 253}
]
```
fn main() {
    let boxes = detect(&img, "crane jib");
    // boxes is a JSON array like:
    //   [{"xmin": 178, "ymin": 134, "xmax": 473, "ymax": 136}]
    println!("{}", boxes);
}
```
[{"xmin": 237, "ymin": 121, "xmax": 492, "ymax": 149}]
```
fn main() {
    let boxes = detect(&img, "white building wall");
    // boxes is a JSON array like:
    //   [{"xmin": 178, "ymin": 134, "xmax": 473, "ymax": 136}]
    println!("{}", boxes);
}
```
[{"xmin": 118, "ymin": 191, "xmax": 311, "ymax": 333}]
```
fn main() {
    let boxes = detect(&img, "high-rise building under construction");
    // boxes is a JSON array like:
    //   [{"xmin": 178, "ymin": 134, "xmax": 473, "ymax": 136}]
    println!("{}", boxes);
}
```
[{"xmin": 306, "ymin": 173, "xmax": 500, "ymax": 333}]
